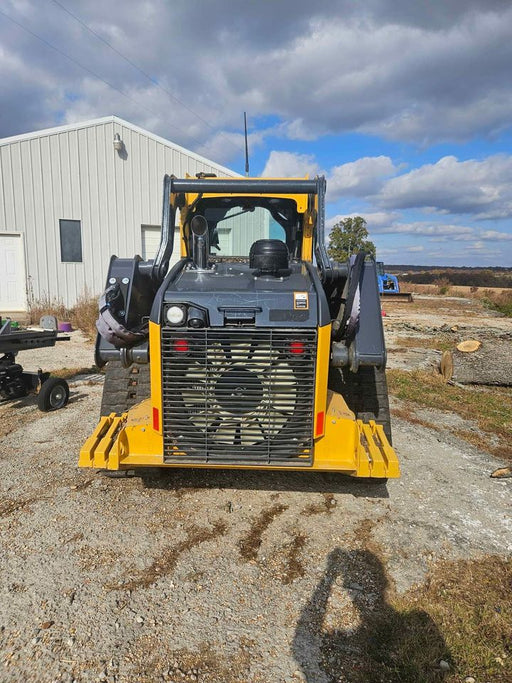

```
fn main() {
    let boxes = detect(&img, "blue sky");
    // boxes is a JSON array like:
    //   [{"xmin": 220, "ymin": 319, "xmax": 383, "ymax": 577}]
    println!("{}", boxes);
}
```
[{"xmin": 1, "ymin": 0, "xmax": 512, "ymax": 266}]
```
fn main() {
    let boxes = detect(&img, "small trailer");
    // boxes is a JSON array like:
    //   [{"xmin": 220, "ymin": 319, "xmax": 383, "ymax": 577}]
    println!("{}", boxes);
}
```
[{"xmin": 0, "ymin": 318, "xmax": 70, "ymax": 411}]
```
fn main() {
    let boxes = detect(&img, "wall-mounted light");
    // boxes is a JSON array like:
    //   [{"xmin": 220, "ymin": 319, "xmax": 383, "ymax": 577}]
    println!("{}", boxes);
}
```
[{"xmin": 113, "ymin": 133, "xmax": 123, "ymax": 152}]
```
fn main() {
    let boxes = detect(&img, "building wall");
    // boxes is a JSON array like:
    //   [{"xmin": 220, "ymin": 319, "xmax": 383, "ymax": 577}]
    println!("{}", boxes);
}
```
[{"xmin": 0, "ymin": 118, "xmax": 237, "ymax": 309}]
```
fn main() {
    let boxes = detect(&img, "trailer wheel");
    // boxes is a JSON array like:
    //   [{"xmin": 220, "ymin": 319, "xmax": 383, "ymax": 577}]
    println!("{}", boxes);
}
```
[
  {"xmin": 100, "ymin": 360, "xmax": 151, "ymax": 417},
  {"xmin": 37, "ymin": 377, "xmax": 69, "ymax": 412},
  {"xmin": 329, "ymin": 365, "xmax": 392, "ymax": 444}
]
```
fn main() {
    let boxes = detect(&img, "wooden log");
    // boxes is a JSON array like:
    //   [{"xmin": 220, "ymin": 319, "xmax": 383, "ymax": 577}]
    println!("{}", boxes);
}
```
[{"xmin": 440, "ymin": 340, "xmax": 512, "ymax": 386}]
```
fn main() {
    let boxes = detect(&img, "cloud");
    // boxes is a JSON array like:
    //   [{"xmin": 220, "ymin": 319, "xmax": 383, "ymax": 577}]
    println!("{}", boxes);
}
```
[
  {"xmin": 326, "ymin": 211, "xmax": 399, "ymax": 231},
  {"xmin": 261, "ymin": 151, "xmax": 320, "ymax": 178},
  {"xmin": 327, "ymin": 156, "xmax": 396, "ymax": 200},
  {"xmin": 377, "ymin": 155, "xmax": 512, "ymax": 218},
  {"xmin": 371, "ymin": 219, "xmax": 512, "ymax": 242},
  {"xmin": 1, "ymin": 1, "xmax": 512, "ymax": 149},
  {"xmin": 262, "ymin": 152, "xmax": 395, "ymax": 198},
  {"xmin": 198, "ymin": 129, "xmax": 266, "ymax": 167}
]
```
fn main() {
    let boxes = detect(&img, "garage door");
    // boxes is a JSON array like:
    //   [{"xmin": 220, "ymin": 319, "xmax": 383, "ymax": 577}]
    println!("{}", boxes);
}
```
[
  {"xmin": 0, "ymin": 234, "xmax": 26, "ymax": 311},
  {"xmin": 141, "ymin": 224, "xmax": 181, "ymax": 268}
]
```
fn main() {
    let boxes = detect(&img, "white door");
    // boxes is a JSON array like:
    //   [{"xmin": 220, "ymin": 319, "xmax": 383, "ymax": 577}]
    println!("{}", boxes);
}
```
[
  {"xmin": 141, "ymin": 225, "xmax": 161, "ymax": 260},
  {"xmin": 0, "ymin": 234, "xmax": 27, "ymax": 311},
  {"xmin": 141, "ymin": 224, "xmax": 181, "ymax": 268}
]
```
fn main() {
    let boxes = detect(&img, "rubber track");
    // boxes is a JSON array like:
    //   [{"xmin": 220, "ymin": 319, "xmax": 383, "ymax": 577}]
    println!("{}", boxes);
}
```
[
  {"xmin": 329, "ymin": 365, "xmax": 392, "ymax": 444},
  {"xmin": 100, "ymin": 361, "xmax": 151, "ymax": 417}
]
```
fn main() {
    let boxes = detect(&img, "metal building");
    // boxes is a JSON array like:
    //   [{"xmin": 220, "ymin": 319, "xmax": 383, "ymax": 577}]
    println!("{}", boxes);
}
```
[{"xmin": 0, "ymin": 116, "xmax": 239, "ymax": 311}]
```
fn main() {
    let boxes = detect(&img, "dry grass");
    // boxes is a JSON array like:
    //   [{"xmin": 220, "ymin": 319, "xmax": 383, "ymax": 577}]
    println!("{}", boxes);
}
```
[
  {"xmin": 388, "ymin": 369, "xmax": 512, "ymax": 460},
  {"xmin": 51, "ymin": 366, "xmax": 99, "ymax": 379},
  {"xmin": 483, "ymin": 289, "xmax": 512, "ymax": 317},
  {"xmin": 393, "ymin": 335, "xmax": 455, "ymax": 352},
  {"xmin": 27, "ymin": 293, "xmax": 69, "ymax": 326},
  {"xmin": 27, "ymin": 288, "xmax": 99, "ymax": 339},
  {"xmin": 392, "ymin": 556, "xmax": 512, "ymax": 682},
  {"xmin": 401, "ymin": 282, "xmax": 511, "ymax": 296},
  {"xmin": 400, "ymin": 282, "xmax": 512, "ymax": 317},
  {"xmin": 69, "ymin": 289, "xmax": 98, "ymax": 339}
]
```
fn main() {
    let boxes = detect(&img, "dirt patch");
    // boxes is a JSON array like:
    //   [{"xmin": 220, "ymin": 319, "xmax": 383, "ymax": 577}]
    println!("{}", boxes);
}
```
[
  {"xmin": 128, "ymin": 637, "xmax": 256, "ymax": 683},
  {"xmin": 108, "ymin": 522, "xmax": 228, "ymax": 591},
  {"xmin": 281, "ymin": 533, "xmax": 307, "ymax": 585},
  {"xmin": 303, "ymin": 493, "xmax": 337, "ymax": 516},
  {"xmin": 0, "ymin": 494, "xmax": 44, "ymax": 518},
  {"xmin": 238, "ymin": 503, "xmax": 288, "ymax": 561}
]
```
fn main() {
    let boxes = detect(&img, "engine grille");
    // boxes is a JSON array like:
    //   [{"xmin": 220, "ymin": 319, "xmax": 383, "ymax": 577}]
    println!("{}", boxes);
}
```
[{"xmin": 161, "ymin": 328, "xmax": 317, "ymax": 464}]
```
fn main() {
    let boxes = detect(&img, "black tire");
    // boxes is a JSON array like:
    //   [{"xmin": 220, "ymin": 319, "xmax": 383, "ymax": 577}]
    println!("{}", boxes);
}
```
[
  {"xmin": 37, "ymin": 377, "xmax": 69, "ymax": 412},
  {"xmin": 100, "ymin": 361, "xmax": 151, "ymax": 417},
  {"xmin": 329, "ymin": 365, "xmax": 392, "ymax": 444}
]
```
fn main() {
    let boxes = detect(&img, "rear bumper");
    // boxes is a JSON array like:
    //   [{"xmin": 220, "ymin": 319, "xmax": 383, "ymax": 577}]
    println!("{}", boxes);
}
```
[{"xmin": 79, "ymin": 395, "xmax": 399, "ymax": 478}]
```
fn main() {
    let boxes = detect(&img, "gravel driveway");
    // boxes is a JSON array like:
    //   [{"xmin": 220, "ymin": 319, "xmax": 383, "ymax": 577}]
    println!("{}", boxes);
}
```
[{"xmin": 0, "ymin": 309, "xmax": 510, "ymax": 682}]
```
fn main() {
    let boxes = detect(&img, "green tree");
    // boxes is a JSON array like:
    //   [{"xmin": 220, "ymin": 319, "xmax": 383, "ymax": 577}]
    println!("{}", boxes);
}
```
[{"xmin": 327, "ymin": 216, "xmax": 376, "ymax": 261}]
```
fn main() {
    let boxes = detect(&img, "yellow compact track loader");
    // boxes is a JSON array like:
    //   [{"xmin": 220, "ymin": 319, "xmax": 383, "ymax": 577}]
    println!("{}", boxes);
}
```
[{"xmin": 80, "ymin": 175, "xmax": 399, "ymax": 479}]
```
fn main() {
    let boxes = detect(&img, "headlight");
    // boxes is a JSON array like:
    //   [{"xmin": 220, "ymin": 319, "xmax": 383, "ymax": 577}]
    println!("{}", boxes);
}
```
[{"xmin": 166, "ymin": 305, "xmax": 186, "ymax": 325}]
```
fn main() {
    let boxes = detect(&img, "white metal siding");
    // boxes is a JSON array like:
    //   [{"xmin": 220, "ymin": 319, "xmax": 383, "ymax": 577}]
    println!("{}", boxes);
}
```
[{"xmin": 0, "ymin": 117, "xmax": 237, "ymax": 309}]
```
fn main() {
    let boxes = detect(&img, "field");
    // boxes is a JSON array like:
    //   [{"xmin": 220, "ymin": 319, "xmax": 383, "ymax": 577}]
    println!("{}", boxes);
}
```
[{"xmin": 0, "ymin": 295, "xmax": 511, "ymax": 683}]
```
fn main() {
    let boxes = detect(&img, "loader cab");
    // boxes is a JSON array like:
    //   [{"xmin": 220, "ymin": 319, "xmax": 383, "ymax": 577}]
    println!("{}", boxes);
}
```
[{"xmin": 174, "ymin": 183, "xmax": 318, "ymax": 265}]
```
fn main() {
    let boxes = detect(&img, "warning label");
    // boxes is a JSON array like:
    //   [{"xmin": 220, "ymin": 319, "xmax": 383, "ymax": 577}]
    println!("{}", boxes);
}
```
[{"xmin": 294, "ymin": 292, "xmax": 309, "ymax": 310}]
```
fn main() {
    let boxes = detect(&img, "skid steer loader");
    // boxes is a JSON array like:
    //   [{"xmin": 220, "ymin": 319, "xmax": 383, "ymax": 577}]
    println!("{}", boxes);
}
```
[{"xmin": 80, "ymin": 175, "xmax": 399, "ymax": 478}]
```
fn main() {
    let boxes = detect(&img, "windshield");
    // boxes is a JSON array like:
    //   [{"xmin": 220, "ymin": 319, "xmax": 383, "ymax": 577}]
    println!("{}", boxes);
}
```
[
  {"xmin": 188, "ymin": 196, "xmax": 302, "ymax": 259},
  {"xmin": 204, "ymin": 206, "xmax": 285, "ymax": 257}
]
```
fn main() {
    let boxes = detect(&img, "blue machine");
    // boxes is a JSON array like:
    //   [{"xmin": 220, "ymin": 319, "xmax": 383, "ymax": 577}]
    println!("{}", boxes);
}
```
[{"xmin": 376, "ymin": 261, "xmax": 400, "ymax": 294}]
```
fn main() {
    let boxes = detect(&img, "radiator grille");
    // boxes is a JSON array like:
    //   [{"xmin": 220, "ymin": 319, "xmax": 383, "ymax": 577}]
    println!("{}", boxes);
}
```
[{"xmin": 161, "ymin": 328, "xmax": 317, "ymax": 464}]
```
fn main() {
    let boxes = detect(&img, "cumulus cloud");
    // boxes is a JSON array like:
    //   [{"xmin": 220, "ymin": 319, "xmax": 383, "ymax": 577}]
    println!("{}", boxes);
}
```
[
  {"xmin": 326, "ymin": 211, "xmax": 399, "ymax": 231},
  {"xmin": 377, "ymin": 155, "xmax": 512, "ymax": 218},
  {"xmin": 327, "ymin": 156, "xmax": 396, "ymax": 200},
  {"xmin": 1, "ymin": 0, "xmax": 512, "ymax": 149},
  {"xmin": 262, "ymin": 153, "xmax": 395, "ymax": 198},
  {"xmin": 261, "ymin": 151, "xmax": 320, "ymax": 178}
]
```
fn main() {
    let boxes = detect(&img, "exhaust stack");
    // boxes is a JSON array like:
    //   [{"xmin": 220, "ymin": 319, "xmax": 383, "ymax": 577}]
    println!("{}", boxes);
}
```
[{"xmin": 190, "ymin": 215, "xmax": 209, "ymax": 270}]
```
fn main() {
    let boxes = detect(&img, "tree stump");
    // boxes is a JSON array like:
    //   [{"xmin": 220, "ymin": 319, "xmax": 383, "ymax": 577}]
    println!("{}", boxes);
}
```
[{"xmin": 440, "ymin": 340, "xmax": 512, "ymax": 386}]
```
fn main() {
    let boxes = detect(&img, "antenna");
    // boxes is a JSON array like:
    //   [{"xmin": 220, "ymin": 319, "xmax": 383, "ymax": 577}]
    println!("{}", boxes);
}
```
[{"xmin": 244, "ymin": 112, "xmax": 250, "ymax": 177}]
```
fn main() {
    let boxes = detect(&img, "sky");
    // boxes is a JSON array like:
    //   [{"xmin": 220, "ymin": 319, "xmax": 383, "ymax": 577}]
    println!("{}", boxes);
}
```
[{"xmin": 1, "ymin": 0, "xmax": 512, "ymax": 266}]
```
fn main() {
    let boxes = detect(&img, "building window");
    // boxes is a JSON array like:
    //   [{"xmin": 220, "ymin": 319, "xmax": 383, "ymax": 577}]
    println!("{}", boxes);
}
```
[{"xmin": 59, "ymin": 219, "xmax": 82, "ymax": 262}]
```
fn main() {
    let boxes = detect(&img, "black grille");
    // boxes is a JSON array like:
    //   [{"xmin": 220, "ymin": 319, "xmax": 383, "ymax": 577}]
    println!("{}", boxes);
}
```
[{"xmin": 161, "ymin": 328, "xmax": 317, "ymax": 464}]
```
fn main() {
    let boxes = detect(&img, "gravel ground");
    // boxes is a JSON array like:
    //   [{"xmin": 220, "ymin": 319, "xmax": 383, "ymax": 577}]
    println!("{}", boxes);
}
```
[{"xmin": 0, "ymin": 302, "xmax": 510, "ymax": 682}]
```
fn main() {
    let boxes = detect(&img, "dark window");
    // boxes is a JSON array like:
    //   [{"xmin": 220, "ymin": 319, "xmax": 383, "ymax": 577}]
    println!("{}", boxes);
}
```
[{"xmin": 59, "ymin": 219, "xmax": 82, "ymax": 262}]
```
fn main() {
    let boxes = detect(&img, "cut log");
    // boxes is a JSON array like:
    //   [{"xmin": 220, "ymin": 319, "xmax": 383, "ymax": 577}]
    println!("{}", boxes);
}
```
[{"xmin": 440, "ymin": 340, "xmax": 512, "ymax": 386}]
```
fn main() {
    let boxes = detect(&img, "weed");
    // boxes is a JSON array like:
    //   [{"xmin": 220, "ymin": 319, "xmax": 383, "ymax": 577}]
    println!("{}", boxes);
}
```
[
  {"xmin": 483, "ymin": 289, "xmax": 512, "ymax": 318},
  {"xmin": 434, "ymin": 277, "xmax": 451, "ymax": 295},
  {"xmin": 28, "ymin": 292, "xmax": 69, "ymax": 326},
  {"xmin": 69, "ymin": 288, "xmax": 99, "ymax": 339},
  {"xmin": 388, "ymin": 370, "xmax": 512, "ymax": 460},
  {"xmin": 394, "ymin": 556, "xmax": 512, "ymax": 681},
  {"xmin": 27, "ymin": 288, "xmax": 99, "ymax": 338}
]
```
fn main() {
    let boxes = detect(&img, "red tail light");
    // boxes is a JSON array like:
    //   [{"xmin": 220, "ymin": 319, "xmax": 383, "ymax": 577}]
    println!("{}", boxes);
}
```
[
  {"xmin": 173, "ymin": 339, "xmax": 189, "ymax": 353},
  {"xmin": 289, "ymin": 341, "xmax": 305, "ymax": 355}
]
